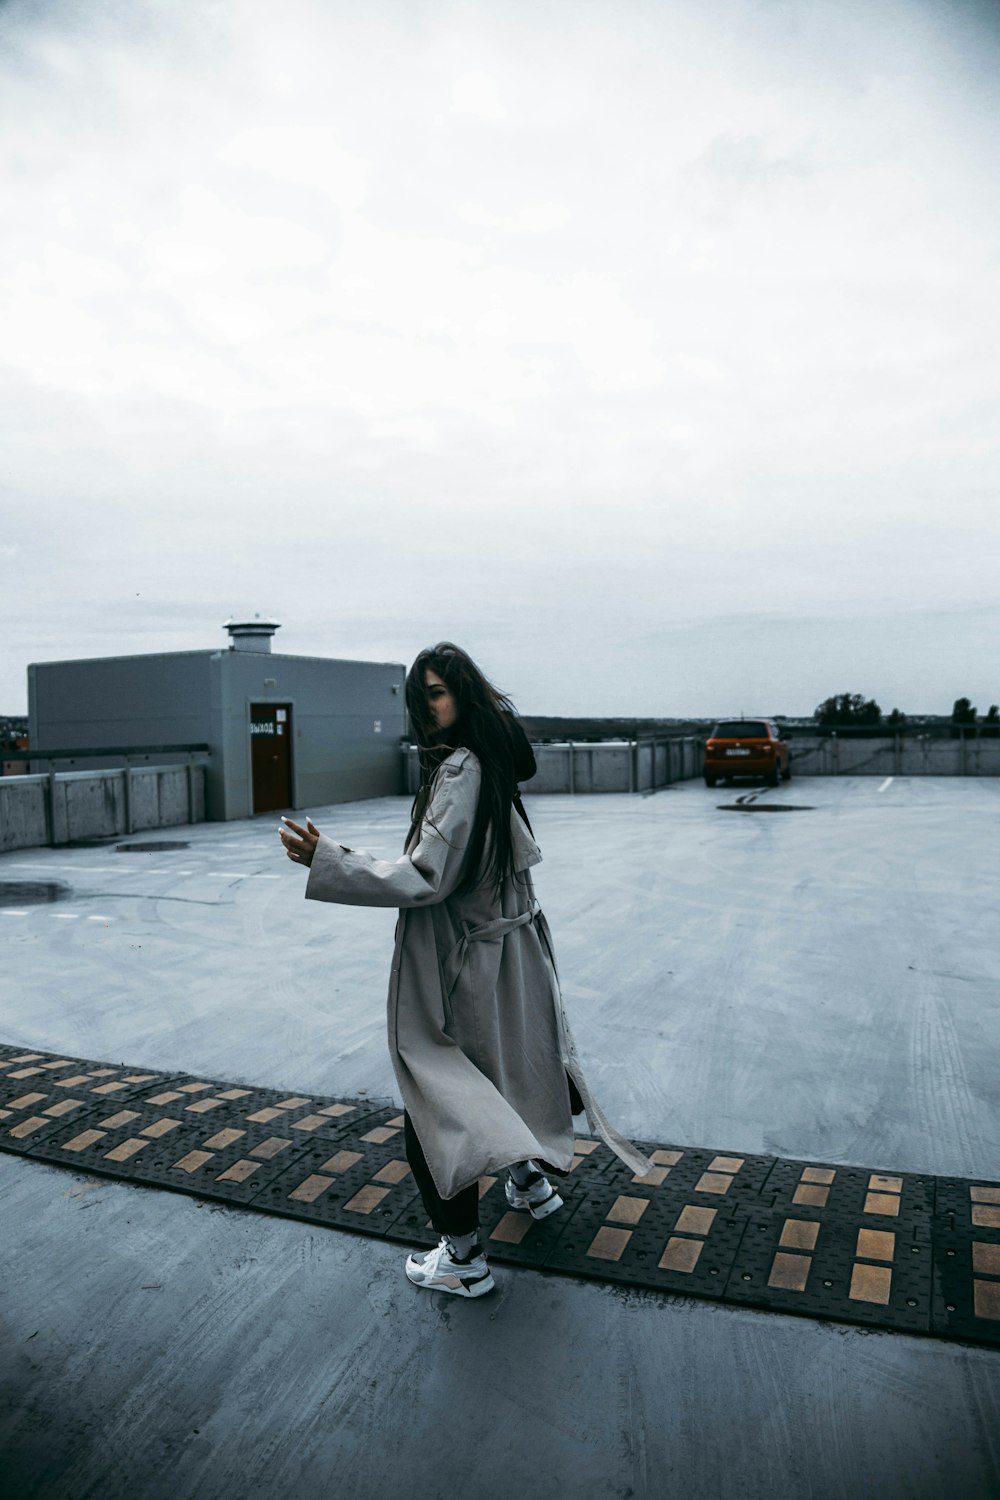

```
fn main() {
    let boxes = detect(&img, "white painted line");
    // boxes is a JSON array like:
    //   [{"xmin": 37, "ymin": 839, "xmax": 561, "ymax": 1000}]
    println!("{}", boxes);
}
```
[
  {"xmin": 877, "ymin": 777, "xmax": 894, "ymax": 793},
  {"xmin": 52, "ymin": 913, "xmax": 80, "ymax": 920},
  {"xmin": 206, "ymin": 872, "xmax": 247, "ymax": 878},
  {"xmin": 87, "ymin": 915, "xmax": 113, "ymax": 922},
  {"xmin": 1, "ymin": 910, "xmax": 29, "ymax": 917}
]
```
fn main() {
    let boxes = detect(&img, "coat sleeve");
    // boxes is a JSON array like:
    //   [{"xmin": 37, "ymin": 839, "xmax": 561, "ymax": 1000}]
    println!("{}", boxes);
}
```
[{"xmin": 304, "ymin": 752, "xmax": 481, "ymax": 909}]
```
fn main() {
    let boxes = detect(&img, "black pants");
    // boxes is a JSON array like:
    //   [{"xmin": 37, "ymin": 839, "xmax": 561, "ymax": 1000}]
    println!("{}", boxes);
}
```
[{"xmin": 404, "ymin": 1112, "xmax": 480, "ymax": 1237}]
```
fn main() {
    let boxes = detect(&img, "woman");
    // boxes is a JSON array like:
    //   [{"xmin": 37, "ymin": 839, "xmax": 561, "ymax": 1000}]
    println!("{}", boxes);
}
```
[{"xmin": 279, "ymin": 642, "xmax": 651, "ymax": 1297}]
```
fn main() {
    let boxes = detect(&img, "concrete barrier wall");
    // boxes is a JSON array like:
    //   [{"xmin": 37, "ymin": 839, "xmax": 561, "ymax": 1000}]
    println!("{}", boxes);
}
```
[
  {"xmin": 406, "ymin": 739, "xmax": 703, "ymax": 795},
  {"xmin": 0, "ymin": 765, "xmax": 206, "ymax": 852},
  {"xmin": 786, "ymin": 736, "xmax": 1000, "ymax": 777}
]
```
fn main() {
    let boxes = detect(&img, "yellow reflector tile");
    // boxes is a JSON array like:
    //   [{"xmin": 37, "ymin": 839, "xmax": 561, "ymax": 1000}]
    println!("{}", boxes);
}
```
[
  {"xmin": 9, "ymin": 1116, "xmax": 50, "ymax": 1139},
  {"xmin": 970, "ymin": 1186, "xmax": 1000, "ymax": 1204},
  {"xmin": 573, "ymin": 1139, "xmax": 600, "ymax": 1156},
  {"xmin": 203, "ymin": 1128, "xmax": 246, "ymax": 1150},
  {"xmin": 675, "ymin": 1205, "xmax": 717, "ymax": 1235},
  {"xmin": 344, "ymin": 1185, "xmax": 389, "ymax": 1214},
  {"xmin": 650, "ymin": 1149, "xmax": 683, "ymax": 1166},
  {"xmin": 768, "ymin": 1252, "xmax": 812, "ymax": 1292},
  {"xmin": 632, "ymin": 1166, "xmax": 671, "ymax": 1187},
  {"xmin": 290, "ymin": 1115, "xmax": 330, "ymax": 1133},
  {"xmin": 54, "ymin": 1075, "xmax": 92, "ymax": 1089},
  {"xmin": 864, "ymin": 1192, "xmax": 901, "ymax": 1217},
  {"xmin": 793, "ymin": 1184, "xmax": 830, "ymax": 1208},
  {"xmin": 972, "ymin": 1243, "xmax": 1000, "ymax": 1276},
  {"xmin": 779, "ymin": 1219, "xmax": 821, "ymax": 1252},
  {"xmin": 140, "ymin": 1118, "xmax": 183, "ymax": 1139},
  {"xmin": 289, "ymin": 1175, "xmax": 334, "ymax": 1204},
  {"xmin": 973, "ymin": 1282, "xmax": 1000, "ymax": 1321},
  {"xmin": 478, "ymin": 1176, "xmax": 497, "ymax": 1199},
  {"xmin": 800, "ymin": 1167, "xmax": 836, "ymax": 1185},
  {"xmin": 217, "ymin": 1159, "xmax": 260, "ymax": 1184},
  {"xmin": 275, "ymin": 1097, "xmax": 312, "ymax": 1110},
  {"xmin": 185, "ymin": 1098, "xmax": 226, "ymax": 1114},
  {"xmin": 568, "ymin": 1156, "xmax": 587, "ymax": 1172},
  {"xmin": 7, "ymin": 1068, "xmax": 44, "ymax": 1078},
  {"xmin": 360, "ymin": 1126, "xmax": 400, "ymax": 1145},
  {"xmin": 856, "ymin": 1229, "xmax": 896, "ymax": 1262},
  {"xmin": 587, "ymin": 1226, "xmax": 632, "ymax": 1261},
  {"xmin": 708, "ymin": 1155, "xmax": 744, "ymax": 1174},
  {"xmin": 249, "ymin": 1137, "xmax": 294, "ymax": 1160},
  {"xmin": 172, "ymin": 1150, "xmax": 214, "ymax": 1174},
  {"xmin": 318, "ymin": 1104, "xmax": 354, "ymax": 1118},
  {"xmin": 6, "ymin": 1054, "xmax": 44, "ymax": 1063},
  {"xmin": 63, "ymin": 1129, "xmax": 107, "ymax": 1152},
  {"xmin": 42, "ymin": 1099, "xmax": 84, "ymax": 1119},
  {"xmin": 40, "ymin": 1059, "xmax": 77, "ymax": 1070},
  {"xmin": 95, "ymin": 1110, "xmax": 141, "ymax": 1129},
  {"xmin": 246, "ymin": 1107, "xmax": 285, "ymax": 1124},
  {"xmin": 146, "ymin": 1092, "xmax": 184, "ymax": 1106},
  {"xmin": 91, "ymin": 1082, "xmax": 129, "ymax": 1095},
  {"xmin": 658, "ymin": 1237, "xmax": 703, "ymax": 1273},
  {"xmin": 104, "ymin": 1138, "xmax": 151, "ymax": 1163},
  {"xmin": 317, "ymin": 1150, "xmax": 364, "ymax": 1174},
  {"xmin": 0, "ymin": 1110, "xmax": 10, "ymax": 1120},
  {"xmin": 869, "ymin": 1174, "xmax": 903, "ymax": 1194},
  {"xmin": 87, "ymin": 1069, "xmax": 117, "ymax": 1078},
  {"xmin": 387, "ymin": 1115, "xmax": 405, "ymax": 1127},
  {"xmin": 8, "ymin": 1093, "xmax": 46, "ymax": 1110},
  {"xmin": 972, "ymin": 1206, "xmax": 1000, "ymax": 1229},
  {"xmin": 120, "ymin": 1074, "xmax": 159, "ymax": 1084},
  {"xmin": 215, "ymin": 1089, "xmax": 252, "ymax": 1100},
  {"xmin": 695, "ymin": 1172, "xmax": 733, "ymax": 1196},
  {"xmin": 373, "ymin": 1159, "xmax": 411, "ymax": 1185},
  {"xmin": 490, "ymin": 1212, "xmax": 532, "ymax": 1245},
  {"xmin": 175, "ymin": 1083, "xmax": 214, "ymax": 1094},
  {"xmin": 849, "ymin": 1263, "xmax": 892, "ymax": 1304},
  {"xmin": 606, "ymin": 1196, "xmax": 649, "ymax": 1226}
]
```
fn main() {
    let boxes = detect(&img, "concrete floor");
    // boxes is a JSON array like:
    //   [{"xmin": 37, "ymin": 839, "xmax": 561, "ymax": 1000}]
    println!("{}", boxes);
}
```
[{"xmin": 1, "ymin": 777, "xmax": 999, "ymax": 1499}]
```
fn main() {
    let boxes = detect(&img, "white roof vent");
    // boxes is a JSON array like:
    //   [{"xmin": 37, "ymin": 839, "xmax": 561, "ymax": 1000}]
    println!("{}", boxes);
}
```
[{"xmin": 224, "ymin": 615, "xmax": 281, "ymax": 653}]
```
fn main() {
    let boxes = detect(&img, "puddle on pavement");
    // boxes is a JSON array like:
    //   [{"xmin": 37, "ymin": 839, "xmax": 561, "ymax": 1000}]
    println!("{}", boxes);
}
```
[
  {"xmin": 115, "ymin": 841, "xmax": 191, "ymax": 853},
  {"xmin": 0, "ymin": 881, "xmax": 72, "ymax": 906}
]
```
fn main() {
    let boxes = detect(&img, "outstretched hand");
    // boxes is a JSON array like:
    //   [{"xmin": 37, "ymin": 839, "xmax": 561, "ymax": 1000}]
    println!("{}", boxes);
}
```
[{"xmin": 279, "ymin": 816, "xmax": 320, "ymax": 867}]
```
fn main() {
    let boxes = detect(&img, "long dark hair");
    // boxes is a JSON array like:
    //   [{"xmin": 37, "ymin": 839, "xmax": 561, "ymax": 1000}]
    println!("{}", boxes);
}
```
[{"xmin": 405, "ymin": 641, "xmax": 524, "ymax": 898}]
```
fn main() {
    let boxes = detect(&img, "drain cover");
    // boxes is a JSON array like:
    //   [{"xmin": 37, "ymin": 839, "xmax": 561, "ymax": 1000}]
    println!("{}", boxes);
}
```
[
  {"xmin": 0, "ymin": 881, "xmax": 70, "ymax": 907},
  {"xmin": 116, "ymin": 841, "xmax": 191, "ymax": 852}
]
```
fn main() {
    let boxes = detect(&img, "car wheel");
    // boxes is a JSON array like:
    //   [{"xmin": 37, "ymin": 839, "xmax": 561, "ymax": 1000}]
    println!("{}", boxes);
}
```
[
  {"xmin": 782, "ymin": 758, "xmax": 792, "ymax": 781},
  {"xmin": 704, "ymin": 775, "xmax": 717, "ymax": 788},
  {"xmin": 767, "ymin": 764, "xmax": 780, "ymax": 787}
]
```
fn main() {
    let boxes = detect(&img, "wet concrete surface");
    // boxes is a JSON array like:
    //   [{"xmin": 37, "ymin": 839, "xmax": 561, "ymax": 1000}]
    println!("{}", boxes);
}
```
[{"xmin": 1, "ymin": 777, "xmax": 999, "ymax": 1498}]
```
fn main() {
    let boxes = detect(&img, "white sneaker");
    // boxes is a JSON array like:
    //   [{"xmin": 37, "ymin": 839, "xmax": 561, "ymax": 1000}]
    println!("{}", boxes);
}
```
[
  {"xmin": 404, "ymin": 1237, "xmax": 496, "ymax": 1297},
  {"xmin": 505, "ymin": 1169, "xmax": 564, "ymax": 1221}
]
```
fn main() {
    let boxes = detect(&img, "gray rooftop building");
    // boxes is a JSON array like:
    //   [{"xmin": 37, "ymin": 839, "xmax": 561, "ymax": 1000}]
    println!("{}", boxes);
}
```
[{"xmin": 27, "ymin": 619, "xmax": 406, "ymax": 821}]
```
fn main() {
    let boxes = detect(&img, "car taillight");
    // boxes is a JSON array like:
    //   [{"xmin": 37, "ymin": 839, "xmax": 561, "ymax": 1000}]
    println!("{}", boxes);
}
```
[
  {"xmin": 761, "ymin": 744, "xmax": 772, "ymax": 753},
  {"xmin": 706, "ymin": 741, "xmax": 716, "ymax": 750}
]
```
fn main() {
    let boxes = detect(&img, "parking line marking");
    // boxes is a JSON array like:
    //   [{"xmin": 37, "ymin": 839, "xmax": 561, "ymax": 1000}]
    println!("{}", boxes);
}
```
[{"xmin": 877, "ymin": 778, "xmax": 894, "ymax": 793}]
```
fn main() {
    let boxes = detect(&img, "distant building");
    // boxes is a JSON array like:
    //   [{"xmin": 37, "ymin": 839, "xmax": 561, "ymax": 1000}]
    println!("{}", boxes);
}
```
[{"xmin": 27, "ymin": 618, "xmax": 406, "ymax": 820}]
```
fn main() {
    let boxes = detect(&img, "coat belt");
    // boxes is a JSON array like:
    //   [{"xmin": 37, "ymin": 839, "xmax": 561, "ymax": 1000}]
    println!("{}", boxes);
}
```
[{"xmin": 442, "ymin": 901, "xmax": 541, "ymax": 998}]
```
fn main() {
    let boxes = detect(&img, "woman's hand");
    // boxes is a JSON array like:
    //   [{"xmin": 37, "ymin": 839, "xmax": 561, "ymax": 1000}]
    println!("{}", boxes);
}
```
[{"xmin": 279, "ymin": 816, "xmax": 320, "ymax": 867}]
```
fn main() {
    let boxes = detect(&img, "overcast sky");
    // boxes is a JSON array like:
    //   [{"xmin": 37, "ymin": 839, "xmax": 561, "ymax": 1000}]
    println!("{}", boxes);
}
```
[{"xmin": 2, "ymin": 0, "xmax": 998, "ymax": 718}]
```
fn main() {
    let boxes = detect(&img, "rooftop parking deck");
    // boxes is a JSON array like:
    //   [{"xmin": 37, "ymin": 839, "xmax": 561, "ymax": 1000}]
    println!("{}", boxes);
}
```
[{"xmin": 2, "ymin": 778, "xmax": 999, "ymax": 1499}]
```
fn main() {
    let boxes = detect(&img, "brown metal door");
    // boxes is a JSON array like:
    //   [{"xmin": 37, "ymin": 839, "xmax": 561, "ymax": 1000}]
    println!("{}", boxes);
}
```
[{"xmin": 250, "ymin": 703, "xmax": 292, "ymax": 813}]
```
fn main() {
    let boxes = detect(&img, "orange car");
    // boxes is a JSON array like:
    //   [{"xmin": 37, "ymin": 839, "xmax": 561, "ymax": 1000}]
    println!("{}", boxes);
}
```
[{"xmin": 703, "ymin": 719, "xmax": 791, "ymax": 788}]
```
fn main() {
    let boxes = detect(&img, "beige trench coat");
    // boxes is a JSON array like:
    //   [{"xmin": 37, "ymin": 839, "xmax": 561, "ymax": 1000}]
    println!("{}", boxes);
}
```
[{"xmin": 305, "ymin": 746, "xmax": 652, "ymax": 1199}]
